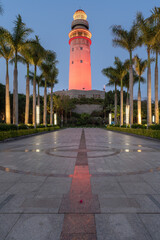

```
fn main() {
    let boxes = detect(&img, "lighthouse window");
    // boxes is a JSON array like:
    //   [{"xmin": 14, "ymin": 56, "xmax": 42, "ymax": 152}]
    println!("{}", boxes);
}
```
[
  {"xmin": 72, "ymin": 61, "xmax": 74, "ymax": 64},
  {"xmin": 80, "ymin": 60, "xmax": 83, "ymax": 63},
  {"xmin": 72, "ymin": 48, "xmax": 74, "ymax": 51},
  {"xmin": 80, "ymin": 47, "xmax": 83, "ymax": 50}
]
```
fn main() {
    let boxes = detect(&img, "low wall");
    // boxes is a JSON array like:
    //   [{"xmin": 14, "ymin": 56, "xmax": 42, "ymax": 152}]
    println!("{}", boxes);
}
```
[
  {"xmin": 73, "ymin": 104, "xmax": 103, "ymax": 114},
  {"xmin": 55, "ymin": 89, "xmax": 105, "ymax": 99}
]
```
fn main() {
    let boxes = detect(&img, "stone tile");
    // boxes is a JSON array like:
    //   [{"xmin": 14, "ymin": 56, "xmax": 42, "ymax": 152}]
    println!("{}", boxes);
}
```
[
  {"xmin": 6, "ymin": 214, "xmax": 64, "ymax": 240},
  {"xmin": 120, "ymin": 182, "xmax": 156, "ymax": 195},
  {"xmin": 60, "ymin": 233, "xmax": 97, "ymax": 240},
  {"xmin": 95, "ymin": 214, "xmax": 151, "ymax": 240},
  {"xmin": 91, "ymin": 181, "xmax": 124, "ymax": 195},
  {"xmin": 0, "ymin": 172, "xmax": 21, "ymax": 182},
  {"xmin": 21, "ymin": 197, "xmax": 62, "ymax": 213},
  {"xmin": 139, "ymin": 214, "xmax": 160, "ymax": 240},
  {"xmin": 0, "ymin": 214, "xmax": 20, "ymax": 239},
  {"xmin": 0, "ymin": 183, "xmax": 14, "ymax": 194},
  {"xmin": 99, "ymin": 197, "xmax": 140, "ymax": 213},
  {"xmin": 91, "ymin": 176, "xmax": 117, "ymax": 185},
  {"xmin": 19, "ymin": 175, "xmax": 47, "ymax": 183},
  {"xmin": 6, "ymin": 182, "xmax": 42, "ymax": 195},
  {"xmin": 59, "ymin": 193, "xmax": 100, "ymax": 214},
  {"xmin": 146, "ymin": 182, "xmax": 160, "ymax": 193},
  {"xmin": 61, "ymin": 214, "xmax": 96, "ymax": 234},
  {"xmin": 116, "ymin": 175, "xmax": 144, "ymax": 183},
  {"xmin": 0, "ymin": 194, "xmax": 35, "ymax": 213},
  {"xmin": 141, "ymin": 173, "xmax": 160, "ymax": 183},
  {"xmin": 37, "ymin": 179, "xmax": 71, "ymax": 196}
]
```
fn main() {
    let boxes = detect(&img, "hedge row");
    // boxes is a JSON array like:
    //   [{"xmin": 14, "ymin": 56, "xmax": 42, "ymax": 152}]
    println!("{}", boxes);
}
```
[
  {"xmin": 0, "ymin": 126, "xmax": 60, "ymax": 141},
  {"xmin": 106, "ymin": 126, "xmax": 160, "ymax": 140},
  {"xmin": 109, "ymin": 124, "xmax": 160, "ymax": 130},
  {"xmin": 0, "ymin": 124, "xmax": 58, "ymax": 131}
]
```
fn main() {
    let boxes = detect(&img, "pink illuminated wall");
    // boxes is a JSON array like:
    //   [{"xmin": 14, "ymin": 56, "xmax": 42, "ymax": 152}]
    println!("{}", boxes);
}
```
[{"xmin": 69, "ymin": 37, "xmax": 92, "ymax": 90}]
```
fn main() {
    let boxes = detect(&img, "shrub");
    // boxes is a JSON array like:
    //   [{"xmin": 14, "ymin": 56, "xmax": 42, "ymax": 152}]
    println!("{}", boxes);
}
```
[
  {"xmin": 0, "ymin": 126, "xmax": 60, "ymax": 141},
  {"xmin": 131, "ymin": 124, "xmax": 146, "ymax": 129},
  {"xmin": 148, "ymin": 124, "xmax": 160, "ymax": 130},
  {"xmin": 18, "ymin": 124, "xmax": 28, "ymax": 130},
  {"xmin": 106, "ymin": 126, "xmax": 160, "ymax": 140},
  {"xmin": 142, "ymin": 120, "xmax": 147, "ymax": 125},
  {"xmin": 36, "ymin": 124, "xmax": 45, "ymax": 128},
  {"xmin": 0, "ymin": 124, "xmax": 18, "ymax": 131}
]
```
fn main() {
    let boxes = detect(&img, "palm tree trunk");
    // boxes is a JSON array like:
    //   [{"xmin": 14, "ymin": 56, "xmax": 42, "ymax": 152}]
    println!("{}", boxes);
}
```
[
  {"xmin": 25, "ymin": 64, "xmax": 30, "ymax": 125},
  {"xmin": 38, "ymin": 84, "xmax": 40, "ymax": 108},
  {"xmin": 138, "ymin": 78, "xmax": 141, "ymax": 125},
  {"xmin": 126, "ymin": 88, "xmax": 129, "ymax": 125},
  {"xmin": 37, "ymin": 83, "xmax": 40, "ymax": 124},
  {"xmin": 43, "ymin": 80, "xmax": 47, "ymax": 126},
  {"xmin": 155, "ymin": 50, "xmax": 159, "ymax": 124},
  {"xmin": 50, "ymin": 83, "xmax": 53, "ymax": 125},
  {"xmin": 33, "ymin": 65, "xmax": 37, "ymax": 127},
  {"xmin": 114, "ymin": 84, "xmax": 117, "ymax": 124},
  {"xmin": 13, "ymin": 53, "xmax": 18, "ymax": 125},
  {"xmin": 129, "ymin": 51, "xmax": 133, "ymax": 126},
  {"xmin": 120, "ymin": 79, "xmax": 123, "ymax": 126},
  {"xmin": 5, "ymin": 60, "xmax": 11, "ymax": 124},
  {"xmin": 126, "ymin": 88, "xmax": 129, "ymax": 105},
  {"xmin": 147, "ymin": 48, "xmax": 152, "ymax": 126}
]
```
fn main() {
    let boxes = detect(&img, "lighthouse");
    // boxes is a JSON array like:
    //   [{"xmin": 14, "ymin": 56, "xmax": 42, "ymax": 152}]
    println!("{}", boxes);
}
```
[{"xmin": 69, "ymin": 10, "xmax": 92, "ymax": 90}]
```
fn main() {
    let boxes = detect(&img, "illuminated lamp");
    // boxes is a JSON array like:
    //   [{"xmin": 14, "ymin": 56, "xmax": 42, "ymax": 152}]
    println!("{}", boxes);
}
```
[
  {"xmin": 36, "ymin": 105, "xmax": 40, "ymax": 125},
  {"xmin": 109, "ymin": 113, "xmax": 112, "ymax": 125},
  {"xmin": 152, "ymin": 115, "xmax": 155, "ymax": 123},
  {"xmin": 54, "ymin": 113, "xmax": 57, "ymax": 125},
  {"xmin": 126, "ymin": 105, "xmax": 130, "ymax": 126}
]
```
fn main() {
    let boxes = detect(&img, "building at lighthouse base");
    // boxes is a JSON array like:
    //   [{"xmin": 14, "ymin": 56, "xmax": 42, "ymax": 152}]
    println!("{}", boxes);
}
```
[{"xmin": 54, "ymin": 89, "xmax": 105, "ymax": 114}]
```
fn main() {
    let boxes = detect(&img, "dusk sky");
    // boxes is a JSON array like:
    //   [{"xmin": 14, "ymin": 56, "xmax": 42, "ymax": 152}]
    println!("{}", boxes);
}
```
[{"xmin": 0, "ymin": 0, "xmax": 160, "ymax": 100}]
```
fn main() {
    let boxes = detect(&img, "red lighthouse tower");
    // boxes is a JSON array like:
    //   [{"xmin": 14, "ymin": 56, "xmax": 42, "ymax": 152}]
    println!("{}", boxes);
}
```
[{"xmin": 69, "ymin": 10, "xmax": 92, "ymax": 90}]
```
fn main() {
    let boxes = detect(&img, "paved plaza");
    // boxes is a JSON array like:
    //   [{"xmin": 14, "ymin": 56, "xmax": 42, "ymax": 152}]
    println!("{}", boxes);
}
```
[{"xmin": 0, "ymin": 128, "xmax": 160, "ymax": 239}]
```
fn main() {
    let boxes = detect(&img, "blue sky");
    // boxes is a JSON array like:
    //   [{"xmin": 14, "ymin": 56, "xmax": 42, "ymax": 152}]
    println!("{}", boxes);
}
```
[{"xmin": 0, "ymin": 0, "xmax": 160, "ymax": 100}]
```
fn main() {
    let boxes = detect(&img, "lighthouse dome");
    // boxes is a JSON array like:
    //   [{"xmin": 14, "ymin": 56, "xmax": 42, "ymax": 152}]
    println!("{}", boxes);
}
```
[{"xmin": 73, "ymin": 9, "xmax": 87, "ymax": 20}]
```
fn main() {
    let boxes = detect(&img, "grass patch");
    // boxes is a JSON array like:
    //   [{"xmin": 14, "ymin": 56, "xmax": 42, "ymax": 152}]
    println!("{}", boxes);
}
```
[
  {"xmin": 106, "ymin": 126, "xmax": 160, "ymax": 140},
  {"xmin": 0, "ymin": 126, "xmax": 60, "ymax": 141}
]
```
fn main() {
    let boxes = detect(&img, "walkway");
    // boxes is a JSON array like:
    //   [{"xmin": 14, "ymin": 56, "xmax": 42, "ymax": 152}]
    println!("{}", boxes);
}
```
[{"xmin": 0, "ymin": 128, "xmax": 160, "ymax": 239}]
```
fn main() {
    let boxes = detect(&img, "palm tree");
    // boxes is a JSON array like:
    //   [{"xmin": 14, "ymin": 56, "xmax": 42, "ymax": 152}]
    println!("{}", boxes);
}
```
[
  {"xmin": 0, "ymin": 38, "xmax": 13, "ymax": 124},
  {"xmin": 40, "ymin": 50, "xmax": 57, "ymax": 126},
  {"xmin": 11, "ymin": 45, "xmax": 33, "ymax": 125},
  {"xmin": 20, "ymin": 45, "xmax": 34, "ymax": 125},
  {"xmin": 150, "ymin": 7, "xmax": 160, "ymax": 124},
  {"xmin": 134, "ymin": 56, "xmax": 147, "ymax": 124},
  {"xmin": 136, "ymin": 12, "xmax": 156, "ymax": 126},
  {"xmin": 6, "ymin": 15, "xmax": 33, "ymax": 125},
  {"xmin": 53, "ymin": 95, "xmax": 64, "ymax": 127},
  {"xmin": 48, "ymin": 66, "xmax": 58, "ymax": 125},
  {"xmin": 102, "ymin": 66, "xmax": 120, "ymax": 124},
  {"xmin": 30, "ymin": 36, "xmax": 45, "ymax": 127},
  {"xmin": 112, "ymin": 24, "xmax": 141, "ymax": 126},
  {"xmin": 29, "ymin": 71, "xmax": 44, "ymax": 118},
  {"xmin": 114, "ymin": 57, "xmax": 129, "ymax": 126},
  {"xmin": 152, "ymin": 43, "xmax": 160, "ymax": 124}
]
